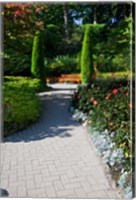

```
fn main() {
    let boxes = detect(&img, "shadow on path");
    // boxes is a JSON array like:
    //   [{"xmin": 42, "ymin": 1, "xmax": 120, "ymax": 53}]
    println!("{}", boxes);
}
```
[
  {"xmin": 0, "ymin": 188, "xmax": 9, "ymax": 197},
  {"xmin": 4, "ymin": 87, "xmax": 79, "ymax": 143}
]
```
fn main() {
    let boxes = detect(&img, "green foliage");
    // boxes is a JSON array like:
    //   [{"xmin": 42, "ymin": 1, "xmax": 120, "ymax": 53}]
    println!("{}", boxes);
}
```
[
  {"xmin": 3, "ymin": 76, "xmax": 43, "ymax": 136},
  {"xmin": 4, "ymin": 50, "xmax": 31, "ymax": 76},
  {"xmin": 97, "ymin": 17, "xmax": 131, "ymax": 73},
  {"xmin": 81, "ymin": 24, "xmax": 94, "ymax": 83},
  {"xmin": 44, "ymin": 24, "xmax": 62, "ymax": 58},
  {"xmin": 45, "ymin": 54, "xmax": 80, "ymax": 76},
  {"xmin": 4, "ymin": 76, "xmax": 45, "ymax": 92},
  {"xmin": 4, "ymin": 4, "xmax": 131, "ymax": 77},
  {"xmin": 82, "ymin": 4, "xmax": 131, "ymax": 24},
  {"xmin": 97, "ymin": 71, "xmax": 131, "ymax": 79},
  {"xmin": 31, "ymin": 31, "xmax": 45, "ymax": 83},
  {"xmin": 58, "ymin": 26, "xmax": 84, "ymax": 55},
  {"xmin": 80, "ymin": 24, "xmax": 104, "ymax": 83}
]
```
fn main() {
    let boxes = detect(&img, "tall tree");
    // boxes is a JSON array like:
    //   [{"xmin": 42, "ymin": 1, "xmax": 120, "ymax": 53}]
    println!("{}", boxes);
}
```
[
  {"xmin": 81, "ymin": 25, "xmax": 94, "ymax": 83},
  {"xmin": 31, "ymin": 31, "xmax": 45, "ymax": 84},
  {"xmin": 82, "ymin": 3, "xmax": 131, "ymax": 25}
]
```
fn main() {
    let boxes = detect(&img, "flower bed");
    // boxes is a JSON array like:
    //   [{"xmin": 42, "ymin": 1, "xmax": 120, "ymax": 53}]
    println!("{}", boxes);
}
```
[{"xmin": 70, "ymin": 78, "xmax": 134, "ymax": 199}]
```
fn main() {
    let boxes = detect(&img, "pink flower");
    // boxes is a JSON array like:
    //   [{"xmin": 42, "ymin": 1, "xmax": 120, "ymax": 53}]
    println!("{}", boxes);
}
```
[
  {"xmin": 129, "ymin": 102, "xmax": 132, "ymax": 109},
  {"xmin": 126, "ymin": 92, "xmax": 129, "ymax": 97},
  {"xmin": 77, "ymin": 95, "xmax": 80, "ymax": 99},
  {"xmin": 112, "ymin": 89, "xmax": 118, "ymax": 94},
  {"xmin": 93, "ymin": 100, "xmax": 98, "ymax": 106},
  {"xmin": 36, "ymin": 8, "xmax": 41, "ymax": 13},
  {"xmin": 26, "ymin": 9, "xmax": 32, "ymax": 13}
]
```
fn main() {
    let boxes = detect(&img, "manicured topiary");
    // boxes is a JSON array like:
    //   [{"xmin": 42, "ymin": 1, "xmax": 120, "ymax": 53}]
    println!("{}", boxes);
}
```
[
  {"xmin": 81, "ymin": 25, "xmax": 94, "ymax": 84},
  {"xmin": 31, "ymin": 31, "xmax": 45, "ymax": 84}
]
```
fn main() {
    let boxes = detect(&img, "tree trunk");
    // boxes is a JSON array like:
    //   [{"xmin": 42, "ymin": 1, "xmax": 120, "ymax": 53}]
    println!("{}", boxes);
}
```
[
  {"xmin": 63, "ymin": 3, "xmax": 69, "ymax": 40},
  {"xmin": 93, "ymin": 6, "xmax": 97, "ymax": 24}
]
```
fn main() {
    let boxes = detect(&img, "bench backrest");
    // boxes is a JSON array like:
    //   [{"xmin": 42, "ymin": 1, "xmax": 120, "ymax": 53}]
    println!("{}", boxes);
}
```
[{"xmin": 61, "ymin": 74, "xmax": 81, "ymax": 78}]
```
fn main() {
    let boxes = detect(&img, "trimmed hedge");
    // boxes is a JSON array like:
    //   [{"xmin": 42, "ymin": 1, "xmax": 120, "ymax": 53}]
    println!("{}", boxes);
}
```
[
  {"xmin": 3, "ymin": 76, "xmax": 43, "ymax": 137},
  {"xmin": 4, "ymin": 76, "xmax": 45, "ymax": 92}
]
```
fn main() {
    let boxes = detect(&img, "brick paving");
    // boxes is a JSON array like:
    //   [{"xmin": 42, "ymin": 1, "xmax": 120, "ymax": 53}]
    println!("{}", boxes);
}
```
[{"xmin": 1, "ymin": 83, "xmax": 121, "ymax": 198}]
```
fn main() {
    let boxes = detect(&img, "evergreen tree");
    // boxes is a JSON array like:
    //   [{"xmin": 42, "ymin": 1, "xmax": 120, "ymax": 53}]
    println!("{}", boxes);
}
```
[
  {"xmin": 31, "ymin": 31, "xmax": 45, "ymax": 84},
  {"xmin": 81, "ymin": 25, "xmax": 94, "ymax": 83}
]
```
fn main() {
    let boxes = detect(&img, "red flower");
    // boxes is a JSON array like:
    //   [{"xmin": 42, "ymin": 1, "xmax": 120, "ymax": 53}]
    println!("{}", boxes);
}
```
[
  {"xmin": 93, "ymin": 100, "xmax": 98, "ymax": 106},
  {"xmin": 77, "ymin": 95, "xmax": 80, "ymax": 99},
  {"xmin": 126, "ymin": 92, "xmax": 129, "ymax": 97},
  {"xmin": 129, "ymin": 102, "xmax": 132, "ymax": 109},
  {"xmin": 15, "ymin": 10, "xmax": 21, "ymax": 16},
  {"xmin": 106, "ymin": 93, "xmax": 111, "ymax": 100},
  {"xmin": 112, "ymin": 89, "xmax": 118, "ymax": 94}
]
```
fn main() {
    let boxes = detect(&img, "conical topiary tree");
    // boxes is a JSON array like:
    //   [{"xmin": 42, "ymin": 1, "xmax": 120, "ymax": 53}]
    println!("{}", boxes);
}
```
[
  {"xmin": 81, "ymin": 25, "xmax": 94, "ymax": 84},
  {"xmin": 31, "ymin": 31, "xmax": 45, "ymax": 84}
]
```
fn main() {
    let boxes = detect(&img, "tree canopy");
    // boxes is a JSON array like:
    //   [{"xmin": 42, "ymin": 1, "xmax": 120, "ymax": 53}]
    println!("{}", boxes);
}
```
[{"xmin": 3, "ymin": 2, "xmax": 133, "ymax": 76}]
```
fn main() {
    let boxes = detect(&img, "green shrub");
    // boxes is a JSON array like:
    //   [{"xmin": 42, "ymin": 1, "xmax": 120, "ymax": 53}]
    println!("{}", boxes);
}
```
[
  {"xmin": 45, "ymin": 54, "xmax": 80, "ymax": 76},
  {"xmin": 4, "ymin": 50, "xmax": 31, "ymax": 76},
  {"xmin": 4, "ymin": 76, "xmax": 45, "ymax": 92},
  {"xmin": 44, "ymin": 24, "xmax": 62, "ymax": 58},
  {"xmin": 97, "ymin": 71, "xmax": 131, "ymax": 79},
  {"xmin": 3, "ymin": 76, "xmax": 42, "ymax": 137},
  {"xmin": 112, "ymin": 53, "xmax": 130, "ymax": 72},
  {"xmin": 97, "ymin": 53, "xmax": 130, "ymax": 73},
  {"xmin": 31, "ymin": 31, "xmax": 45, "ymax": 83},
  {"xmin": 81, "ymin": 25, "xmax": 94, "ymax": 83}
]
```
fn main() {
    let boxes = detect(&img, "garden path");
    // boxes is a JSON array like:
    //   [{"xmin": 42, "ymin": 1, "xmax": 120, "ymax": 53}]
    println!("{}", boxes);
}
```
[{"xmin": 1, "ymin": 83, "xmax": 121, "ymax": 198}]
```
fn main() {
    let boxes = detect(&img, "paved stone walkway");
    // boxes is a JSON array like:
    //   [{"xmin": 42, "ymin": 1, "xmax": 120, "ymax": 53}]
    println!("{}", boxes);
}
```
[{"xmin": 1, "ymin": 83, "xmax": 121, "ymax": 198}]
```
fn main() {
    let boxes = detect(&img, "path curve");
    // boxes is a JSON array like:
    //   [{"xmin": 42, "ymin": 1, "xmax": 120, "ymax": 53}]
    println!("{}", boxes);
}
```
[{"xmin": 1, "ymin": 83, "xmax": 120, "ymax": 198}]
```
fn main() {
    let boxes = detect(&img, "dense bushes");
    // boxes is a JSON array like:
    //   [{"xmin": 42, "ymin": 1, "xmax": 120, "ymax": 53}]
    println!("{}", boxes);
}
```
[
  {"xmin": 71, "ymin": 77, "xmax": 133, "ymax": 198},
  {"xmin": 4, "ymin": 50, "xmax": 31, "ymax": 76},
  {"xmin": 3, "ymin": 76, "xmax": 42, "ymax": 137},
  {"xmin": 81, "ymin": 25, "xmax": 94, "ymax": 83},
  {"xmin": 31, "ymin": 31, "xmax": 45, "ymax": 83},
  {"xmin": 4, "ymin": 76, "xmax": 45, "ymax": 92},
  {"xmin": 45, "ymin": 54, "xmax": 80, "ymax": 76},
  {"xmin": 96, "ymin": 17, "xmax": 131, "ymax": 73},
  {"xmin": 97, "ymin": 53, "xmax": 130, "ymax": 73}
]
